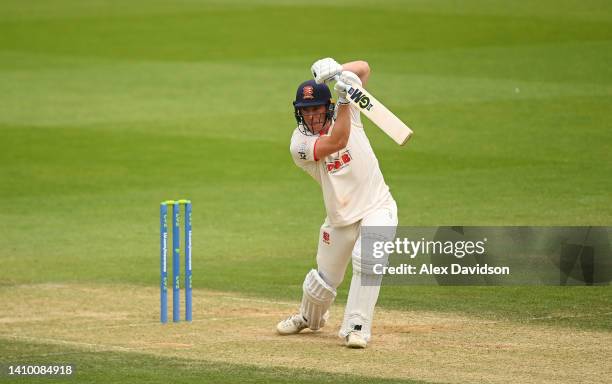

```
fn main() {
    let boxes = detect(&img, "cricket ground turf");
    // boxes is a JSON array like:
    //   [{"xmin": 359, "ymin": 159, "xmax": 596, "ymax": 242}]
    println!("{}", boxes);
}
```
[{"xmin": 1, "ymin": 1, "xmax": 610, "ymax": 383}]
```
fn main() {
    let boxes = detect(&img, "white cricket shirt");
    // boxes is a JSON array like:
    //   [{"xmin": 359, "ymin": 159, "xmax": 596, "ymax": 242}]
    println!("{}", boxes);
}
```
[{"xmin": 290, "ymin": 82, "xmax": 393, "ymax": 227}]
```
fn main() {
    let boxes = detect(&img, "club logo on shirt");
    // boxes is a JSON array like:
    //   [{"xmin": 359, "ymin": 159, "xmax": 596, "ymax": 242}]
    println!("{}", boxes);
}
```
[
  {"xmin": 325, "ymin": 150, "xmax": 352, "ymax": 174},
  {"xmin": 322, "ymin": 231, "xmax": 330, "ymax": 245}
]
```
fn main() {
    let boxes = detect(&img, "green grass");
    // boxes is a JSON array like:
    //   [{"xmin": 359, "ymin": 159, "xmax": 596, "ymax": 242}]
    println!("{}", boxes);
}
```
[
  {"xmin": 0, "ymin": 0, "xmax": 611, "ymax": 382},
  {"xmin": 0, "ymin": 340, "xmax": 427, "ymax": 384},
  {"xmin": 381, "ymin": 286, "xmax": 611, "ymax": 330}
]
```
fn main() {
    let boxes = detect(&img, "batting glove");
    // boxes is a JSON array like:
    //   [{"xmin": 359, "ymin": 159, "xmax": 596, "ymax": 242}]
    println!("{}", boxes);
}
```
[
  {"xmin": 337, "ymin": 70, "xmax": 360, "ymax": 86},
  {"xmin": 334, "ymin": 79, "xmax": 350, "ymax": 105},
  {"xmin": 311, "ymin": 57, "xmax": 342, "ymax": 84}
]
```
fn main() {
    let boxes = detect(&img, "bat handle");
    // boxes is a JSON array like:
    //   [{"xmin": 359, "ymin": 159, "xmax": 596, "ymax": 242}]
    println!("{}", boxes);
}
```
[{"xmin": 323, "ymin": 75, "xmax": 340, "ymax": 84}]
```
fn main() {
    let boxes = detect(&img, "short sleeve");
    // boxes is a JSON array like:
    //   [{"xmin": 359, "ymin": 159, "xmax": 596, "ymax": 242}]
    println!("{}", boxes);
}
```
[{"xmin": 290, "ymin": 129, "xmax": 320, "ymax": 166}]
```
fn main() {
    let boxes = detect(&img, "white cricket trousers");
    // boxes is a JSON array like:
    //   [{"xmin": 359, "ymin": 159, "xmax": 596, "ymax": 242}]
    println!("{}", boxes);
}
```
[{"xmin": 315, "ymin": 198, "xmax": 398, "ymax": 341}]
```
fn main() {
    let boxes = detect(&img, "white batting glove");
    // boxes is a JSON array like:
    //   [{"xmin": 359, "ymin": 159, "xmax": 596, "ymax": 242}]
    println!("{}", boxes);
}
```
[
  {"xmin": 311, "ymin": 57, "xmax": 342, "ymax": 84},
  {"xmin": 334, "ymin": 79, "xmax": 349, "ymax": 105},
  {"xmin": 337, "ymin": 70, "xmax": 360, "ymax": 86},
  {"xmin": 334, "ymin": 71, "xmax": 360, "ymax": 104}
]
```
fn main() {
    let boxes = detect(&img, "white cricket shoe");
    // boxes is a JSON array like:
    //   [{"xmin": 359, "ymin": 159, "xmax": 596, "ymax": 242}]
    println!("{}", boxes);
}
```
[
  {"xmin": 276, "ymin": 314, "xmax": 308, "ymax": 335},
  {"xmin": 345, "ymin": 331, "xmax": 367, "ymax": 349}
]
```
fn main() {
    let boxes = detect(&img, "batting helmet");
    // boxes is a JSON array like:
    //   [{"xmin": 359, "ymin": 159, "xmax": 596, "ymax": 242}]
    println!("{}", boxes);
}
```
[{"xmin": 293, "ymin": 80, "xmax": 335, "ymax": 134}]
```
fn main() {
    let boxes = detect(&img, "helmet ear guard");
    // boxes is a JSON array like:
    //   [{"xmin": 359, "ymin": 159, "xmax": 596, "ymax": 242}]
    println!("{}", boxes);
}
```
[
  {"xmin": 293, "ymin": 101, "xmax": 305, "ymax": 126},
  {"xmin": 326, "ymin": 102, "xmax": 336, "ymax": 121}
]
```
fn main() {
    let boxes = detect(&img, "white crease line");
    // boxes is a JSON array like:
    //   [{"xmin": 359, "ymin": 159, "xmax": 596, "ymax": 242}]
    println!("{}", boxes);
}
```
[{"xmin": 62, "ymin": 314, "xmax": 280, "ymax": 331}]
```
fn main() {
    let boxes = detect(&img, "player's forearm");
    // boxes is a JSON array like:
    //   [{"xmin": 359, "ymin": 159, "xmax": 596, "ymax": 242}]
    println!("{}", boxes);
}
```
[
  {"xmin": 314, "ymin": 104, "xmax": 350, "ymax": 159},
  {"xmin": 331, "ymin": 103, "xmax": 351, "ymax": 147},
  {"xmin": 341, "ymin": 61, "xmax": 370, "ymax": 86}
]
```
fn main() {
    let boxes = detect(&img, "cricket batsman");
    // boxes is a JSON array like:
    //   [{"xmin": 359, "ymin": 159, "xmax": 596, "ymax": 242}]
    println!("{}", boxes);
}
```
[{"xmin": 276, "ymin": 58, "xmax": 398, "ymax": 348}]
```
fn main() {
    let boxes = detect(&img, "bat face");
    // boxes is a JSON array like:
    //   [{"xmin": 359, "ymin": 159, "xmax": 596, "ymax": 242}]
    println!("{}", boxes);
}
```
[
  {"xmin": 344, "ymin": 81, "xmax": 413, "ymax": 146},
  {"xmin": 347, "ymin": 87, "xmax": 374, "ymax": 111}
]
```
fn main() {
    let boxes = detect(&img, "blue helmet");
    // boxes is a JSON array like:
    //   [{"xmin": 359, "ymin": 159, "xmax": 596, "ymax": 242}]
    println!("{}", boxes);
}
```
[
  {"xmin": 293, "ymin": 79, "xmax": 331, "ymax": 108},
  {"xmin": 293, "ymin": 80, "xmax": 335, "ymax": 134}
]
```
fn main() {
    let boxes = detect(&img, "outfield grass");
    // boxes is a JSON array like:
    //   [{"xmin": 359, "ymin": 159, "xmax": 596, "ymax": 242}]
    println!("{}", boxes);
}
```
[
  {"xmin": 0, "ymin": 340, "xmax": 426, "ymax": 384},
  {"xmin": 0, "ymin": 1, "xmax": 610, "ymax": 382}
]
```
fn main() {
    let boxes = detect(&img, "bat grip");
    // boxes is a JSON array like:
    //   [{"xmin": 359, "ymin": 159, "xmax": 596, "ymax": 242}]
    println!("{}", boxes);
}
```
[{"xmin": 323, "ymin": 75, "xmax": 340, "ymax": 84}]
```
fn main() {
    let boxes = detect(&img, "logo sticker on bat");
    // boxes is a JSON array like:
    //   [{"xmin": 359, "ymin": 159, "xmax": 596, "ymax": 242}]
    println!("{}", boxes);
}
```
[{"xmin": 348, "ymin": 87, "xmax": 374, "ymax": 111}]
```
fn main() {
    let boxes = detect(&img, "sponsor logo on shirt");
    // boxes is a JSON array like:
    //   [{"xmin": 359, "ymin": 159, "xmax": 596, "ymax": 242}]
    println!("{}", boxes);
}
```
[
  {"xmin": 298, "ymin": 142, "xmax": 308, "ymax": 160},
  {"xmin": 325, "ymin": 150, "xmax": 352, "ymax": 174}
]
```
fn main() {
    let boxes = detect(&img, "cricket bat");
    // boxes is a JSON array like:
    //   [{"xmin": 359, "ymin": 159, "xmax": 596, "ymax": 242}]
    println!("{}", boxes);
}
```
[{"xmin": 336, "ymin": 75, "xmax": 413, "ymax": 145}]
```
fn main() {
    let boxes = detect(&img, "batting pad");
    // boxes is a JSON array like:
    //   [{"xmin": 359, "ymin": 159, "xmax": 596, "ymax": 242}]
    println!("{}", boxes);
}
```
[{"xmin": 300, "ymin": 269, "xmax": 336, "ymax": 330}]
